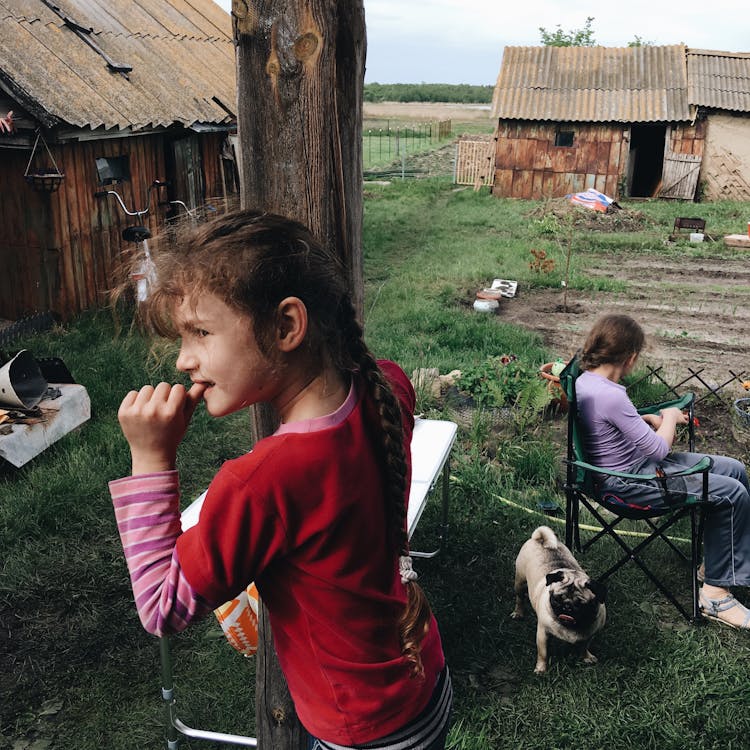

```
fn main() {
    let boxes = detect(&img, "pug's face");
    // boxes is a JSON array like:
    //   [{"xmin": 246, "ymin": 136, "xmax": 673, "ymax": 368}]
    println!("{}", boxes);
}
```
[{"xmin": 545, "ymin": 570, "xmax": 607, "ymax": 631}]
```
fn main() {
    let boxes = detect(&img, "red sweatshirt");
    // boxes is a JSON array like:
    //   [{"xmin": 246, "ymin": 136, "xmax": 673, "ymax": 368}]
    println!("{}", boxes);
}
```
[{"xmin": 172, "ymin": 361, "xmax": 445, "ymax": 743}]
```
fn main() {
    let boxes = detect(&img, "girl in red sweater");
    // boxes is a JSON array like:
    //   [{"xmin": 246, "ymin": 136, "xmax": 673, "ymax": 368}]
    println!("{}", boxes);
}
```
[{"xmin": 109, "ymin": 211, "xmax": 451, "ymax": 749}]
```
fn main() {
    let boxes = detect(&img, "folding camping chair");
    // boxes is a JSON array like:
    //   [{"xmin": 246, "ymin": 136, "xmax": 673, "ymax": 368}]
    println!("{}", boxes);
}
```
[{"xmin": 559, "ymin": 355, "xmax": 711, "ymax": 622}]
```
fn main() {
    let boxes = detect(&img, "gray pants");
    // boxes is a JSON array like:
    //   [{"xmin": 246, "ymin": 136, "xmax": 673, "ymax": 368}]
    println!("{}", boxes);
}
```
[{"xmin": 600, "ymin": 453, "xmax": 750, "ymax": 588}]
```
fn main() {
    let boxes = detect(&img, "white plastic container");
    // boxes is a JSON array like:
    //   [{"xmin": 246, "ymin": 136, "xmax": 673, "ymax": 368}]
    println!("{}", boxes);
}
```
[
  {"xmin": 689, "ymin": 232, "xmax": 704, "ymax": 243},
  {"xmin": 473, "ymin": 298, "xmax": 499, "ymax": 313}
]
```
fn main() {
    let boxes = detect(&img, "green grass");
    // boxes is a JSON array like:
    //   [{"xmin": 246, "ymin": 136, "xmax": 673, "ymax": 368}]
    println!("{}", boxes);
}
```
[{"xmin": 2, "ymin": 180, "xmax": 750, "ymax": 749}]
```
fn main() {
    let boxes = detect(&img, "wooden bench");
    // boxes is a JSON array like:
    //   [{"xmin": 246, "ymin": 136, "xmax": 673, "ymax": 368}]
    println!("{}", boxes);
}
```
[{"xmin": 164, "ymin": 417, "xmax": 458, "ymax": 748}]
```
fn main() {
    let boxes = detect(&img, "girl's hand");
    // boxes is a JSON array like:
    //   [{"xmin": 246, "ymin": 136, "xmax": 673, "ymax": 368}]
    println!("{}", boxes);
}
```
[
  {"xmin": 642, "ymin": 413, "xmax": 663, "ymax": 429},
  {"xmin": 118, "ymin": 382, "xmax": 207, "ymax": 475},
  {"xmin": 659, "ymin": 406, "xmax": 689, "ymax": 425},
  {"xmin": 653, "ymin": 406, "xmax": 688, "ymax": 448}
]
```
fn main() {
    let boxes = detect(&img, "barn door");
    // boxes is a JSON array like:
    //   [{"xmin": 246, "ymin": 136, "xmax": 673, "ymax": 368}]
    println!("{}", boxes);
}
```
[
  {"xmin": 167, "ymin": 135, "xmax": 204, "ymax": 212},
  {"xmin": 659, "ymin": 150, "xmax": 702, "ymax": 200}
]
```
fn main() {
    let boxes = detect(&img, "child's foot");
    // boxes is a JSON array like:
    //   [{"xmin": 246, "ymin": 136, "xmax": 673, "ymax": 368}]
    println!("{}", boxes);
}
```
[{"xmin": 700, "ymin": 587, "xmax": 750, "ymax": 629}]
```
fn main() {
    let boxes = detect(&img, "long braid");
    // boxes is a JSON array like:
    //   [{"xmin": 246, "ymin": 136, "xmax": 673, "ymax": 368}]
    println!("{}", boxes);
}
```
[{"xmin": 337, "ymin": 298, "xmax": 432, "ymax": 679}]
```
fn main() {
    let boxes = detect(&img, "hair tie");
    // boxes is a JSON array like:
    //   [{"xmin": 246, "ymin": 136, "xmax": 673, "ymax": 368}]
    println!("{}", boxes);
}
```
[{"xmin": 399, "ymin": 555, "xmax": 419, "ymax": 585}]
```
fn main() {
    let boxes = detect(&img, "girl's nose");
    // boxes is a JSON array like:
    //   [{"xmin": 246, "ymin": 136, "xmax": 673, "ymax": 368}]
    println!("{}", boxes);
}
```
[{"xmin": 176, "ymin": 343, "xmax": 196, "ymax": 373}]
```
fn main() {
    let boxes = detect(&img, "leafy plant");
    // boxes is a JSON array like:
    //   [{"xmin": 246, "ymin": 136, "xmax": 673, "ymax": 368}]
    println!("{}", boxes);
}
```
[
  {"xmin": 511, "ymin": 377, "xmax": 555, "ymax": 434},
  {"xmin": 529, "ymin": 248, "xmax": 555, "ymax": 274},
  {"xmin": 456, "ymin": 356, "xmax": 543, "ymax": 410},
  {"xmin": 532, "ymin": 214, "xmax": 561, "ymax": 236}
]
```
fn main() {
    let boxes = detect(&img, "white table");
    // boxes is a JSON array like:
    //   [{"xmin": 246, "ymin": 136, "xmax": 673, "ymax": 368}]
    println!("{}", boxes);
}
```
[
  {"xmin": 182, "ymin": 417, "xmax": 458, "ymax": 551},
  {"xmin": 408, "ymin": 418, "xmax": 457, "ymax": 555}
]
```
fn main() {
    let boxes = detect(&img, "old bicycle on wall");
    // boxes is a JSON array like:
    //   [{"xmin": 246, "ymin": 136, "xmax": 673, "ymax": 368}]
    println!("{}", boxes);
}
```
[{"xmin": 95, "ymin": 179, "xmax": 168, "ymax": 302}]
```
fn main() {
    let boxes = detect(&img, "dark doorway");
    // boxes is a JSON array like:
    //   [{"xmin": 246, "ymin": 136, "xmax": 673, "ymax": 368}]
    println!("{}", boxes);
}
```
[
  {"xmin": 165, "ymin": 134, "xmax": 204, "ymax": 213},
  {"xmin": 628, "ymin": 124, "xmax": 666, "ymax": 197}
]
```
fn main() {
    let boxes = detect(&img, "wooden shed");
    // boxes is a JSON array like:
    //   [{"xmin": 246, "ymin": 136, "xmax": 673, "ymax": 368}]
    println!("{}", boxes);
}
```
[
  {"xmin": 489, "ymin": 45, "xmax": 750, "ymax": 202},
  {"xmin": 0, "ymin": 0, "xmax": 238, "ymax": 320}
]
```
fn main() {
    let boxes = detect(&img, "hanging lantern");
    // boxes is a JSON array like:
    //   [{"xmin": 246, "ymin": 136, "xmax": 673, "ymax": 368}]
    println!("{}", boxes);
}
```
[{"xmin": 24, "ymin": 130, "xmax": 65, "ymax": 192}]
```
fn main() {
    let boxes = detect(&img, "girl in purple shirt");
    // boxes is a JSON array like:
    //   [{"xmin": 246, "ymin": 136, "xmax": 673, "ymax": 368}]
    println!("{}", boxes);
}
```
[{"xmin": 577, "ymin": 314, "xmax": 750, "ymax": 630}]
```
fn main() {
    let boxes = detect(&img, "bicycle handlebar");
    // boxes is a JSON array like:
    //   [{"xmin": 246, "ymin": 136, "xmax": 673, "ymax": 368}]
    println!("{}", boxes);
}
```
[{"xmin": 94, "ymin": 179, "xmax": 169, "ymax": 218}]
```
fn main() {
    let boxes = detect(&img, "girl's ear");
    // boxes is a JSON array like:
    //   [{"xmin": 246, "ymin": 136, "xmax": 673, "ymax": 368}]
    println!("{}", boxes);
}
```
[
  {"xmin": 275, "ymin": 296, "xmax": 308, "ymax": 352},
  {"xmin": 622, "ymin": 351, "xmax": 639, "ymax": 375}
]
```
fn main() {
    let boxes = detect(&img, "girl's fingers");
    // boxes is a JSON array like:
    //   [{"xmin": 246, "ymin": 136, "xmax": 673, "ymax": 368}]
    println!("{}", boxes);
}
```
[{"xmin": 186, "ymin": 382, "xmax": 208, "ymax": 409}]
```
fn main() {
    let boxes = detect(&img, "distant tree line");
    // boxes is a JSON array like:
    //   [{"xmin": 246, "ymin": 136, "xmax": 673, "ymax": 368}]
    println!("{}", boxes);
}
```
[{"xmin": 364, "ymin": 83, "xmax": 493, "ymax": 104}]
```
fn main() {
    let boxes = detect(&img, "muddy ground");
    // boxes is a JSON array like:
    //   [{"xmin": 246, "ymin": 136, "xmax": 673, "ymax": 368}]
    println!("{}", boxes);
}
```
[{"xmin": 499, "ymin": 250, "xmax": 750, "ymax": 390}]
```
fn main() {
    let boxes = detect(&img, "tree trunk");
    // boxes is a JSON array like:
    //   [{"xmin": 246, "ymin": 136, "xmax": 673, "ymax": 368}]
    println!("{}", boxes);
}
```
[
  {"xmin": 233, "ymin": 0, "xmax": 365, "ymax": 317},
  {"xmin": 232, "ymin": 1, "xmax": 366, "ymax": 746}
]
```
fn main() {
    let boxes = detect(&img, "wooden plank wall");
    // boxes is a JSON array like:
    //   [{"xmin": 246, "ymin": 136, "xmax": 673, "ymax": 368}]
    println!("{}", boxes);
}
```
[
  {"xmin": 668, "ymin": 119, "xmax": 706, "ymax": 157},
  {"xmin": 491, "ymin": 120, "xmax": 627, "ymax": 200},
  {"xmin": 200, "ymin": 133, "xmax": 238, "ymax": 210},
  {"xmin": 46, "ymin": 135, "xmax": 169, "ymax": 319},
  {"xmin": 1, "ymin": 131, "xmax": 235, "ymax": 320},
  {"xmin": 659, "ymin": 122, "xmax": 706, "ymax": 200},
  {"xmin": 0, "ymin": 151, "xmax": 53, "ymax": 319}
]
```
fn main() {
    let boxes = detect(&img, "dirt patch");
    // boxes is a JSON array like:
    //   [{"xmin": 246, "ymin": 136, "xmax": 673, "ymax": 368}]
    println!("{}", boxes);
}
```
[
  {"xmin": 497, "ymin": 251, "xmax": 750, "ymax": 399},
  {"xmin": 527, "ymin": 199, "xmax": 657, "ymax": 233}
]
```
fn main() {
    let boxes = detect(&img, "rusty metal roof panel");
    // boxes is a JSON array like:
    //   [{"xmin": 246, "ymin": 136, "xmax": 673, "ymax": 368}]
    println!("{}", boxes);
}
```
[
  {"xmin": 687, "ymin": 49, "xmax": 750, "ymax": 112},
  {"xmin": 492, "ymin": 45, "xmax": 690, "ymax": 122},
  {"xmin": 0, "ymin": 0, "xmax": 235, "ymax": 132}
]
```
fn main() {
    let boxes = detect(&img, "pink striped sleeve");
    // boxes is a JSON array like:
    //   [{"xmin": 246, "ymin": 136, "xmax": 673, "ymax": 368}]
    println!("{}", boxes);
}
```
[{"xmin": 109, "ymin": 472, "xmax": 213, "ymax": 635}]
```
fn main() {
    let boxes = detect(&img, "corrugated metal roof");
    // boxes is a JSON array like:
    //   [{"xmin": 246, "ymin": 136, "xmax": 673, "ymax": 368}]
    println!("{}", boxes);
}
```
[
  {"xmin": 687, "ymin": 49, "xmax": 750, "ymax": 113},
  {"xmin": 0, "ymin": 0, "xmax": 236, "ymax": 132},
  {"xmin": 491, "ymin": 45, "xmax": 690, "ymax": 123}
]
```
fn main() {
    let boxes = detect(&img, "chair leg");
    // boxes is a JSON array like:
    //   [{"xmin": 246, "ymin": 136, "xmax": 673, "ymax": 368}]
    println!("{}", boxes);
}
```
[
  {"xmin": 643, "ymin": 518, "xmax": 689, "ymax": 562},
  {"xmin": 690, "ymin": 507, "xmax": 706, "ymax": 623},
  {"xmin": 589, "ymin": 509, "xmax": 697, "ymax": 622},
  {"xmin": 565, "ymin": 490, "xmax": 582, "ymax": 551}
]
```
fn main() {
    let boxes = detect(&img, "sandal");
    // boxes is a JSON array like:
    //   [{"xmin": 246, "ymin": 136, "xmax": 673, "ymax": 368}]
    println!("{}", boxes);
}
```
[{"xmin": 699, "ymin": 592, "xmax": 750, "ymax": 630}]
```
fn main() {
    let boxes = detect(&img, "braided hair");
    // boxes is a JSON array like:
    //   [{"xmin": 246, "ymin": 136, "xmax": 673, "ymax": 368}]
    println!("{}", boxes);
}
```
[
  {"xmin": 335, "ymin": 297, "xmax": 432, "ymax": 678},
  {"xmin": 131, "ymin": 209, "xmax": 432, "ymax": 678}
]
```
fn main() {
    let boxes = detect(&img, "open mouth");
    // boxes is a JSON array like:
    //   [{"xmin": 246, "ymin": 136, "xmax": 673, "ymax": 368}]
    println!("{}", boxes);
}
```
[{"xmin": 557, "ymin": 613, "xmax": 577, "ymax": 625}]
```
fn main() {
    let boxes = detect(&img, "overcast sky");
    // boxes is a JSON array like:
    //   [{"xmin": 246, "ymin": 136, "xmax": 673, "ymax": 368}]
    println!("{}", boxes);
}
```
[{"xmin": 212, "ymin": 1, "xmax": 748, "ymax": 86}]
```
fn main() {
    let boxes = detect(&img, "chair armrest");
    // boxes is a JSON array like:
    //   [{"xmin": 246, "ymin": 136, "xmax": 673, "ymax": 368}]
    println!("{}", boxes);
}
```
[
  {"xmin": 566, "ymin": 455, "xmax": 711, "ymax": 481},
  {"xmin": 637, "ymin": 392, "xmax": 694, "ymax": 416}
]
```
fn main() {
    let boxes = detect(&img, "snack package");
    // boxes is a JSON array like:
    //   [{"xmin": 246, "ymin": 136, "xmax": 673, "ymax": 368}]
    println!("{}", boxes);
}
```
[{"xmin": 213, "ymin": 582, "xmax": 259, "ymax": 656}]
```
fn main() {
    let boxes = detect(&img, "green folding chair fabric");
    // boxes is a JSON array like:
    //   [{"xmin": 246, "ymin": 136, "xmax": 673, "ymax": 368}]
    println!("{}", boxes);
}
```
[{"xmin": 559, "ymin": 354, "xmax": 709, "ymax": 622}]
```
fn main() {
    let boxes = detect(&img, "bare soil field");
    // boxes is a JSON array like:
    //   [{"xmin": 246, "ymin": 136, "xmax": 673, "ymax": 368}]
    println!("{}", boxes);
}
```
[
  {"xmin": 499, "ymin": 251, "xmax": 750, "ymax": 394},
  {"xmin": 364, "ymin": 101, "xmax": 493, "ymax": 122}
]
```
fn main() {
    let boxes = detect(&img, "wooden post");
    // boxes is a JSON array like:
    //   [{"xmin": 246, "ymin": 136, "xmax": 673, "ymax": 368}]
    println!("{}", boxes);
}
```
[{"xmin": 232, "ymin": 1, "xmax": 366, "ymax": 746}]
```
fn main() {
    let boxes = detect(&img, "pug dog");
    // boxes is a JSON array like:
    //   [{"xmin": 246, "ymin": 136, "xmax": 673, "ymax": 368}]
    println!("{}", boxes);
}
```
[{"xmin": 512, "ymin": 525, "xmax": 606, "ymax": 674}]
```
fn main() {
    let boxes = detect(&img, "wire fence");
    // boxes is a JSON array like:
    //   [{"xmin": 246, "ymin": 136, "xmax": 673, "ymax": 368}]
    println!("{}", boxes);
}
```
[{"xmin": 363, "ymin": 120, "xmax": 452, "ymax": 173}]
